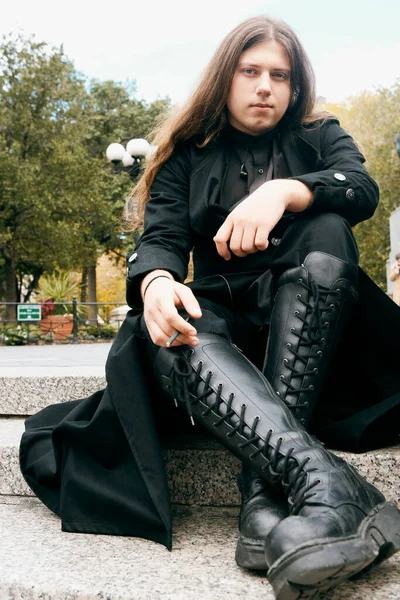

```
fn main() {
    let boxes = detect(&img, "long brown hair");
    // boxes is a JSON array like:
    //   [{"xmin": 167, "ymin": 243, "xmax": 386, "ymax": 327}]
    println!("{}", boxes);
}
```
[{"xmin": 127, "ymin": 15, "xmax": 328, "ymax": 229}]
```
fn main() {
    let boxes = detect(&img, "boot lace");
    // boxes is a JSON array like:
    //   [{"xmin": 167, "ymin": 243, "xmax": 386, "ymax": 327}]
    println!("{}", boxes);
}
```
[
  {"xmin": 279, "ymin": 276, "xmax": 342, "ymax": 414},
  {"xmin": 169, "ymin": 353, "xmax": 321, "ymax": 513}
]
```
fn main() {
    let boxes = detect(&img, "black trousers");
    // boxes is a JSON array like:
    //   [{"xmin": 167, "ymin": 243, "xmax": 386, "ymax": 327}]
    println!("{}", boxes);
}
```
[{"xmin": 140, "ymin": 213, "xmax": 359, "ymax": 436}]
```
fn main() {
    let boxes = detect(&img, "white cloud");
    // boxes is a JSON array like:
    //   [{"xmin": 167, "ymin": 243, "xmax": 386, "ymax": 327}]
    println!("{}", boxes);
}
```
[{"xmin": 314, "ymin": 41, "xmax": 400, "ymax": 103}]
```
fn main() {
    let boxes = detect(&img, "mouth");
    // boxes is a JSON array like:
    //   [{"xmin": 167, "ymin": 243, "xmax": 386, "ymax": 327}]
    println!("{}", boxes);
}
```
[{"xmin": 251, "ymin": 103, "xmax": 273, "ymax": 110}]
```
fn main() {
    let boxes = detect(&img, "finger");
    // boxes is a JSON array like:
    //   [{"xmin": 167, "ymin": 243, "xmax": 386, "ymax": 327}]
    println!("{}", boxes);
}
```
[
  {"xmin": 147, "ymin": 320, "xmax": 171, "ymax": 347},
  {"xmin": 150, "ymin": 314, "xmax": 198, "ymax": 348},
  {"xmin": 158, "ymin": 304, "xmax": 198, "ymax": 338},
  {"xmin": 254, "ymin": 226, "xmax": 270, "ymax": 251},
  {"xmin": 241, "ymin": 225, "xmax": 259, "ymax": 254},
  {"xmin": 175, "ymin": 286, "xmax": 203, "ymax": 321},
  {"xmin": 229, "ymin": 225, "xmax": 247, "ymax": 258},
  {"xmin": 213, "ymin": 221, "xmax": 233, "ymax": 260}
]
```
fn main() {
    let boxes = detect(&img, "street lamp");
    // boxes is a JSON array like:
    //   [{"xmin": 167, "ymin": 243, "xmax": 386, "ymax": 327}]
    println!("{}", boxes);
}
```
[{"xmin": 106, "ymin": 137, "xmax": 156, "ymax": 180}]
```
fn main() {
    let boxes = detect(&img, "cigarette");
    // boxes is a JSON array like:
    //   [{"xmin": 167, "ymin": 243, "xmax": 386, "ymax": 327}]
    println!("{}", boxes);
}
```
[{"xmin": 166, "ymin": 316, "xmax": 191, "ymax": 347}]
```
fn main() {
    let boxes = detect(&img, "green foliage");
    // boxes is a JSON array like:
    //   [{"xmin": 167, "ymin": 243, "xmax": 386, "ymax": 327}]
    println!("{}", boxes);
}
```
[
  {"xmin": 79, "ymin": 323, "xmax": 118, "ymax": 339},
  {"xmin": 0, "ymin": 32, "xmax": 171, "ymax": 303},
  {"xmin": 324, "ymin": 83, "xmax": 400, "ymax": 289},
  {"xmin": 0, "ymin": 323, "xmax": 43, "ymax": 345},
  {"xmin": 36, "ymin": 271, "xmax": 79, "ymax": 314}
]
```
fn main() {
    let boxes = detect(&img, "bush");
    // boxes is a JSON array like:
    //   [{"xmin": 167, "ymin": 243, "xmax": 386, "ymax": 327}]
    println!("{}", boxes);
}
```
[{"xmin": 0, "ymin": 324, "xmax": 43, "ymax": 345}]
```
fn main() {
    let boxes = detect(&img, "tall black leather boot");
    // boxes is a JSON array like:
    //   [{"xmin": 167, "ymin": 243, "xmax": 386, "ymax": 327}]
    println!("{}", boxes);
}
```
[
  {"xmin": 155, "ymin": 333, "xmax": 400, "ymax": 599},
  {"xmin": 235, "ymin": 464, "xmax": 288, "ymax": 570},
  {"xmin": 263, "ymin": 251, "xmax": 358, "ymax": 428}
]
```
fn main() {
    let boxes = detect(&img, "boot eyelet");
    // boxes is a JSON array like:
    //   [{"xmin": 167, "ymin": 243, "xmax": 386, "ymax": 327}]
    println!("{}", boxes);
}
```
[
  {"xmin": 278, "ymin": 436, "xmax": 284, "ymax": 442},
  {"xmin": 300, "ymin": 418, "xmax": 306, "ymax": 424},
  {"xmin": 286, "ymin": 342, "xmax": 292, "ymax": 348},
  {"xmin": 324, "ymin": 322, "xmax": 330, "ymax": 328},
  {"xmin": 316, "ymin": 479, "xmax": 322, "ymax": 485},
  {"xmin": 329, "ymin": 303, "xmax": 336, "ymax": 310},
  {"xmin": 321, "ymin": 338, "xmax": 326, "ymax": 344},
  {"xmin": 290, "ymin": 327, "xmax": 296, "ymax": 333},
  {"xmin": 269, "ymin": 429, "xmax": 275, "ymax": 434},
  {"xmin": 335, "ymin": 289, "xmax": 341, "ymax": 294},
  {"xmin": 305, "ymin": 456, "xmax": 311, "ymax": 462},
  {"xmin": 283, "ymin": 358, "xmax": 288, "ymax": 365},
  {"xmin": 207, "ymin": 370, "xmax": 214, "ymax": 376},
  {"xmin": 212, "ymin": 422, "xmax": 219, "ymax": 428},
  {"xmin": 309, "ymin": 385, "xmax": 314, "ymax": 390},
  {"xmin": 296, "ymin": 293, "xmax": 302, "ymax": 299},
  {"xmin": 190, "ymin": 348, "xmax": 195, "ymax": 354},
  {"xmin": 280, "ymin": 375, "xmax": 285, "ymax": 380},
  {"xmin": 304, "ymin": 401, "xmax": 310, "ymax": 408},
  {"xmin": 226, "ymin": 431, "xmax": 234, "ymax": 438},
  {"xmin": 297, "ymin": 278, "xmax": 303, "ymax": 283},
  {"xmin": 317, "ymin": 350, "xmax": 323, "ymax": 357},
  {"xmin": 294, "ymin": 310, "xmax": 299, "ymax": 316},
  {"xmin": 276, "ymin": 391, "xmax": 281, "ymax": 396},
  {"xmin": 313, "ymin": 368, "xmax": 319, "ymax": 374}
]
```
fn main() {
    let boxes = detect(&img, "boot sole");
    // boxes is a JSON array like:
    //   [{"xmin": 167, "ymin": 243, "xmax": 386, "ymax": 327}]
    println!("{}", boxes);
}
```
[
  {"xmin": 235, "ymin": 535, "xmax": 267, "ymax": 570},
  {"xmin": 267, "ymin": 501, "xmax": 400, "ymax": 600}
]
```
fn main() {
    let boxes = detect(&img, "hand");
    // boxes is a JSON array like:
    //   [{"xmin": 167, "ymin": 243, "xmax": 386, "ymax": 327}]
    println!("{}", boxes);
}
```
[
  {"xmin": 143, "ymin": 277, "xmax": 202, "ymax": 347},
  {"xmin": 213, "ymin": 179, "xmax": 313, "ymax": 260}
]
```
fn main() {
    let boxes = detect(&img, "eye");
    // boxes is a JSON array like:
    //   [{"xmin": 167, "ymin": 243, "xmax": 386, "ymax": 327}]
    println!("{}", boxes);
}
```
[
  {"xmin": 272, "ymin": 72, "xmax": 287, "ymax": 80},
  {"xmin": 243, "ymin": 68, "xmax": 256, "ymax": 76}
]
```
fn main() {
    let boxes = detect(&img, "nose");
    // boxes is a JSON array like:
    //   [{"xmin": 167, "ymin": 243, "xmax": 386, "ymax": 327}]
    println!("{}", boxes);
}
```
[{"xmin": 256, "ymin": 73, "xmax": 272, "ymax": 95}]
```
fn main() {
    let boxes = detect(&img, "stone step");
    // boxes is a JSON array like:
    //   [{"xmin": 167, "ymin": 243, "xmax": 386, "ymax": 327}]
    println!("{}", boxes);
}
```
[
  {"xmin": 1, "ymin": 418, "xmax": 400, "ymax": 507},
  {"xmin": 0, "ymin": 496, "xmax": 399, "ymax": 600},
  {"xmin": 0, "ymin": 374, "xmax": 106, "ymax": 416},
  {"xmin": 0, "ymin": 343, "xmax": 110, "ymax": 416}
]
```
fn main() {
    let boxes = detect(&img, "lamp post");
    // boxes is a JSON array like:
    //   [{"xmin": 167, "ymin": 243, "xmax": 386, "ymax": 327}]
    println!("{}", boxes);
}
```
[
  {"xmin": 106, "ymin": 137, "xmax": 156, "ymax": 181},
  {"xmin": 106, "ymin": 137, "xmax": 157, "ymax": 244}
]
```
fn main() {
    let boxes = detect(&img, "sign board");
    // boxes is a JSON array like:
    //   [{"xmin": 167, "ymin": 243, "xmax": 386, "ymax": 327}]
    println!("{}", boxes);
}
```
[{"xmin": 17, "ymin": 304, "xmax": 42, "ymax": 321}]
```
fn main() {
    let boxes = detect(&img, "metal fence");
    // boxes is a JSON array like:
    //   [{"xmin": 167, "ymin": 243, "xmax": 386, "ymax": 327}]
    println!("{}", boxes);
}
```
[{"xmin": 0, "ymin": 300, "xmax": 129, "ymax": 345}]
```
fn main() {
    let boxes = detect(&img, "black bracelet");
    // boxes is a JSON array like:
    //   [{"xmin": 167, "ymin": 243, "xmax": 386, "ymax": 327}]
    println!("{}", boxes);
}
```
[{"xmin": 142, "ymin": 275, "xmax": 172, "ymax": 299}]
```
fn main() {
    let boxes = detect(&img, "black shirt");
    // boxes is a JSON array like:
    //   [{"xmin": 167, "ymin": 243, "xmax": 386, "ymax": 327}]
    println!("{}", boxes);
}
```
[{"xmin": 220, "ymin": 125, "xmax": 276, "ymax": 210}]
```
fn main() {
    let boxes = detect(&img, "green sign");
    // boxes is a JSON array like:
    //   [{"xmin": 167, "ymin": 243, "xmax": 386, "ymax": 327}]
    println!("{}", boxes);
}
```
[{"xmin": 17, "ymin": 304, "xmax": 42, "ymax": 321}]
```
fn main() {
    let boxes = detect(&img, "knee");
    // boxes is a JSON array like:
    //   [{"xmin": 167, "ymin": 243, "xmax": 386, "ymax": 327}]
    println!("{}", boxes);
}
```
[{"xmin": 306, "ymin": 212, "xmax": 352, "ymax": 236}]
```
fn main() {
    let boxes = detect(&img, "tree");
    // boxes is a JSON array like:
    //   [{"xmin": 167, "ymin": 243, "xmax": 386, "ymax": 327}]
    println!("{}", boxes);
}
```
[
  {"xmin": 0, "ymin": 34, "xmax": 89, "ymax": 319},
  {"xmin": 323, "ymin": 83, "xmax": 400, "ymax": 289},
  {"xmin": 0, "ymin": 33, "xmax": 171, "ymax": 323}
]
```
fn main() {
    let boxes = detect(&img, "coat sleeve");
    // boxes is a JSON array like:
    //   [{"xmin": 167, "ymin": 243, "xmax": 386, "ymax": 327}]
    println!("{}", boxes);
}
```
[
  {"xmin": 126, "ymin": 147, "xmax": 193, "ymax": 310},
  {"xmin": 290, "ymin": 120, "xmax": 379, "ymax": 227}
]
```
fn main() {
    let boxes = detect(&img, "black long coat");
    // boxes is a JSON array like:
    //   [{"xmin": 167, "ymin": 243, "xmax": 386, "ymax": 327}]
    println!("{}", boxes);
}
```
[{"xmin": 20, "ymin": 120, "xmax": 400, "ymax": 551}]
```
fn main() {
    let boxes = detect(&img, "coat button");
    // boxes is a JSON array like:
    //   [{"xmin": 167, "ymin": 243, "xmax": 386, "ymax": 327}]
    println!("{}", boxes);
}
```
[
  {"xmin": 128, "ymin": 252, "xmax": 138, "ymax": 263},
  {"xmin": 334, "ymin": 173, "xmax": 346, "ymax": 181},
  {"xmin": 346, "ymin": 188, "xmax": 355, "ymax": 200}
]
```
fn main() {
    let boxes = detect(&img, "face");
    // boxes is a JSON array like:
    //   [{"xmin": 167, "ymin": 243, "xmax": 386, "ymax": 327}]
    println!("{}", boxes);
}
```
[{"xmin": 226, "ymin": 40, "xmax": 292, "ymax": 136}]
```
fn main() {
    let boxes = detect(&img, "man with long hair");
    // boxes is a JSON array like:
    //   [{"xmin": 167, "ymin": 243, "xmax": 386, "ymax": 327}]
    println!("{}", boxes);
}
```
[
  {"xmin": 20, "ymin": 14, "xmax": 400, "ymax": 600},
  {"xmin": 126, "ymin": 15, "xmax": 400, "ymax": 599}
]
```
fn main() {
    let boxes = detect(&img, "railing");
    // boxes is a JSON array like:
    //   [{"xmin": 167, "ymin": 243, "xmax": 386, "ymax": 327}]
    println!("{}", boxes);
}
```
[{"xmin": 0, "ymin": 300, "xmax": 129, "ymax": 345}]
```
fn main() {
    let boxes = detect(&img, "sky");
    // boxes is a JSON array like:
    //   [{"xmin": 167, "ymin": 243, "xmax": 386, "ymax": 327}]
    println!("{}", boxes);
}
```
[{"xmin": 2, "ymin": 0, "xmax": 400, "ymax": 107}]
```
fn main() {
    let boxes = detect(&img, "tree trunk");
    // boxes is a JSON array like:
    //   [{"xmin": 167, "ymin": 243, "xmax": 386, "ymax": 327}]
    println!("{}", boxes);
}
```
[
  {"xmin": 80, "ymin": 267, "xmax": 88, "ymax": 303},
  {"xmin": 87, "ymin": 264, "xmax": 97, "ymax": 325},
  {"xmin": 5, "ymin": 257, "xmax": 18, "ymax": 323}
]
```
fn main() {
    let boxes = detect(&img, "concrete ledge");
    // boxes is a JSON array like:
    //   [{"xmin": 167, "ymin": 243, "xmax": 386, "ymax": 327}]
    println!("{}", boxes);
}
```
[
  {"xmin": 0, "ymin": 497, "xmax": 399, "ymax": 600},
  {"xmin": 2, "ymin": 419, "xmax": 399, "ymax": 507},
  {"xmin": 0, "ymin": 376, "xmax": 106, "ymax": 415}
]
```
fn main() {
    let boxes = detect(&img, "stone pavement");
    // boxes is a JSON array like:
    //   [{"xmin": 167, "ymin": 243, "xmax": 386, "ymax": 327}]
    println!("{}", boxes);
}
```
[
  {"xmin": 0, "ymin": 341, "xmax": 112, "ymax": 376},
  {"xmin": 0, "ymin": 341, "xmax": 399, "ymax": 599}
]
